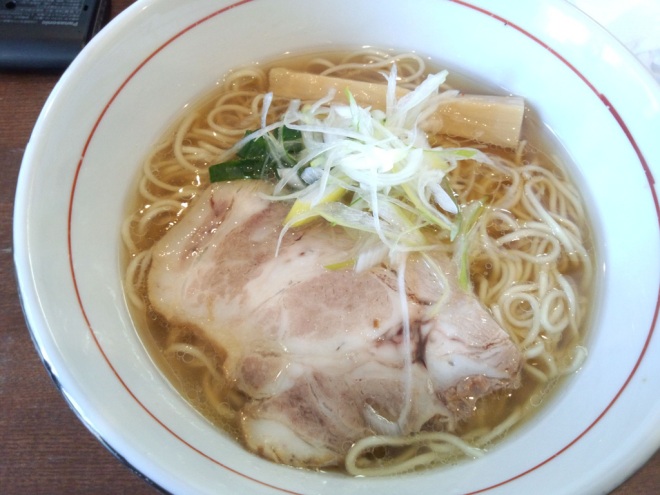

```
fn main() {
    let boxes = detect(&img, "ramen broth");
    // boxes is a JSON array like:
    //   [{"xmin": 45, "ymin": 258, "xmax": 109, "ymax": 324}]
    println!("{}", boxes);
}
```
[{"xmin": 122, "ymin": 49, "xmax": 596, "ymax": 474}]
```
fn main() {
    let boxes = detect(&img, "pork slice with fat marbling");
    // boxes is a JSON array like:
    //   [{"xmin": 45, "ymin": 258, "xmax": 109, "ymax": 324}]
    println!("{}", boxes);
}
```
[{"xmin": 147, "ymin": 180, "xmax": 522, "ymax": 467}]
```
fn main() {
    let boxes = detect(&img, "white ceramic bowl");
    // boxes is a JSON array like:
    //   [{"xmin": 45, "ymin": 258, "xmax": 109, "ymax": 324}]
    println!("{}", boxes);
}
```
[{"xmin": 14, "ymin": 0, "xmax": 660, "ymax": 493}]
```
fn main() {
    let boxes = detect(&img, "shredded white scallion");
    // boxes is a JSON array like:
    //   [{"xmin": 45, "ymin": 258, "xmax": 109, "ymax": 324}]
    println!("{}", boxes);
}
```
[{"xmin": 251, "ymin": 67, "xmax": 491, "ymax": 263}]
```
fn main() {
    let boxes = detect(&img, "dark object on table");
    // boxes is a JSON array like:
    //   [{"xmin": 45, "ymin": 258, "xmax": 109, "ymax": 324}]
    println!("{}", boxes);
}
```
[{"xmin": 0, "ymin": 0, "xmax": 109, "ymax": 70}]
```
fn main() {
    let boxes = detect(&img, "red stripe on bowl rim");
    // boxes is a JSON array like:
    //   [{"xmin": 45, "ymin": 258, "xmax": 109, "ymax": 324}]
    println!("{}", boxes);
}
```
[{"xmin": 64, "ymin": 0, "xmax": 660, "ymax": 493}]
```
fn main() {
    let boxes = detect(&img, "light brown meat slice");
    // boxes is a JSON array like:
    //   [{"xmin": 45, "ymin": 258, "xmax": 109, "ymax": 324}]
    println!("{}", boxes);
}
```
[{"xmin": 147, "ymin": 180, "xmax": 522, "ymax": 468}]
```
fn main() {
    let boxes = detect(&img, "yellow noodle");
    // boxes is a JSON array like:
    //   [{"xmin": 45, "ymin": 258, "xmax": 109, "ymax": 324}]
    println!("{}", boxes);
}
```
[{"xmin": 121, "ymin": 50, "xmax": 595, "ymax": 476}]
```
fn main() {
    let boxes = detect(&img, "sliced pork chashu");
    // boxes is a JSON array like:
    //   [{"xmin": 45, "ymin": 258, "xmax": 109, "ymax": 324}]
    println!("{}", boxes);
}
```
[{"xmin": 147, "ymin": 180, "xmax": 522, "ymax": 467}]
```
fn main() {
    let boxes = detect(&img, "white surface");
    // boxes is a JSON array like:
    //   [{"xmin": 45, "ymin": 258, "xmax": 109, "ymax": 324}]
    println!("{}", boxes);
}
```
[
  {"xmin": 13, "ymin": 0, "xmax": 660, "ymax": 494},
  {"xmin": 567, "ymin": 0, "xmax": 660, "ymax": 81}
]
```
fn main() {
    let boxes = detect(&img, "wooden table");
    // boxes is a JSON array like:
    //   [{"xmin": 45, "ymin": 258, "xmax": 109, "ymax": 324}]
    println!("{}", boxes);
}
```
[{"xmin": 0, "ymin": 0, "xmax": 657, "ymax": 493}]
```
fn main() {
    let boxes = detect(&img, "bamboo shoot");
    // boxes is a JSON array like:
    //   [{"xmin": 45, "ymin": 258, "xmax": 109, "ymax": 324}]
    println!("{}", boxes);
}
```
[{"xmin": 268, "ymin": 68, "xmax": 525, "ymax": 148}]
